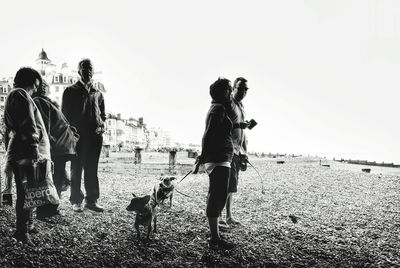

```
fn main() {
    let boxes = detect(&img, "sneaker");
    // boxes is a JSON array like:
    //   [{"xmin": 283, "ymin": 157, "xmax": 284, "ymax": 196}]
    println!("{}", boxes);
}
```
[
  {"xmin": 219, "ymin": 219, "xmax": 227, "ymax": 225},
  {"xmin": 218, "ymin": 222, "xmax": 230, "ymax": 231},
  {"xmin": 208, "ymin": 238, "xmax": 235, "ymax": 250},
  {"xmin": 28, "ymin": 226, "xmax": 39, "ymax": 234},
  {"xmin": 226, "ymin": 218, "xmax": 242, "ymax": 226},
  {"xmin": 85, "ymin": 202, "xmax": 104, "ymax": 212},
  {"xmin": 72, "ymin": 203, "xmax": 83, "ymax": 213},
  {"xmin": 13, "ymin": 232, "xmax": 35, "ymax": 246},
  {"xmin": 37, "ymin": 209, "xmax": 63, "ymax": 220}
]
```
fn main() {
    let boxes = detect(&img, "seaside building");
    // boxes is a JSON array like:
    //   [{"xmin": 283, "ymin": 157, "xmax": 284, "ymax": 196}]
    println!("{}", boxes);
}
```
[
  {"xmin": 146, "ymin": 127, "xmax": 173, "ymax": 150},
  {"xmin": 104, "ymin": 113, "xmax": 148, "ymax": 150},
  {"xmin": 0, "ymin": 49, "xmax": 176, "ymax": 151},
  {"xmin": 0, "ymin": 78, "xmax": 12, "ymax": 110}
]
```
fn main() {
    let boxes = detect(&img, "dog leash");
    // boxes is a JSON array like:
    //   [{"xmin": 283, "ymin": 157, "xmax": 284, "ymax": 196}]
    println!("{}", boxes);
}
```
[
  {"xmin": 178, "ymin": 170, "xmax": 192, "ymax": 184},
  {"xmin": 174, "ymin": 188, "xmax": 191, "ymax": 198},
  {"xmin": 246, "ymin": 159, "xmax": 266, "ymax": 194}
]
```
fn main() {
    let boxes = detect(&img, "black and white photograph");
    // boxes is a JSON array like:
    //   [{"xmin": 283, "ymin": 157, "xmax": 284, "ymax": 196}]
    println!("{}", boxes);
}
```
[{"xmin": 0, "ymin": 0, "xmax": 399, "ymax": 267}]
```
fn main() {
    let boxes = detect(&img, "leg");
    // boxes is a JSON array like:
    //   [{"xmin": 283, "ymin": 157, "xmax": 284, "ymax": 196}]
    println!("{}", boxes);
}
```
[
  {"xmin": 37, "ymin": 157, "xmax": 66, "ymax": 218},
  {"xmin": 226, "ymin": 193, "xmax": 233, "ymax": 220},
  {"xmin": 135, "ymin": 221, "xmax": 141, "ymax": 239},
  {"xmin": 169, "ymin": 194, "xmax": 173, "ymax": 208},
  {"xmin": 226, "ymin": 154, "xmax": 240, "ymax": 224},
  {"xmin": 13, "ymin": 165, "xmax": 34, "ymax": 245},
  {"xmin": 84, "ymin": 134, "xmax": 102, "ymax": 204},
  {"xmin": 147, "ymin": 221, "xmax": 152, "ymax": 239},
  {"xmin": 53, "ymin": 157, "xmax": 67, "ymax": 198},
  {"xmin": 70, "ymin": 156, "xmax": 84, "ymax": 205},
  {"xmin": 208, "ymin": 217, "xmax": 219, "ymax": 240},
  {"xmin": 206, "ymin": 166, "xmax": 230, "ymax": 240},
  {"xmin": 3, "ymin": 161, "xmax": 13, "ymax": 193},
  {"xmin": 2, "ymin": 160, "xmax": 14, "ymax": 205},
  {"xmin": 153, "ymin": 213, "xmax": 157, "ymax": 233}
]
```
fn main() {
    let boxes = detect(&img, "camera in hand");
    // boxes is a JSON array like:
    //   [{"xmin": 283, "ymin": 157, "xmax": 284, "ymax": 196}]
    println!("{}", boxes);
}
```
[{"xmin": 248, "ymin": 119, "xmax": 257, "ymax": 130}]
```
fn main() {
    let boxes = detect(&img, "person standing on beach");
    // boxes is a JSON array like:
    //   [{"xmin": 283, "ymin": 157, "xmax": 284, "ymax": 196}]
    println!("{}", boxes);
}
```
[
  {"xmin": 33, "ymin": 80, "xmax": 79, "ymax": 219},
  {"xmin": 219, "ymin": 77, "xmax": 249, "ymax": 228},
  {"xmin": 62, "ymin": 58, "xmax": 106, "ymax": 213},
  {"xmin": 4, "ymin": 67, "xmax": 50, "ymax": 245},
  {"xmin": 194, "ymin": 78, "xmax": 235, "ymax": 250}
]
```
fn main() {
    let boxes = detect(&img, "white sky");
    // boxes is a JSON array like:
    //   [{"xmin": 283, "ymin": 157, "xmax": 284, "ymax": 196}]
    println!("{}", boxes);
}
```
[{"xmin": 1, "ymin": 0, "xmax": 399, "ymax": 163}]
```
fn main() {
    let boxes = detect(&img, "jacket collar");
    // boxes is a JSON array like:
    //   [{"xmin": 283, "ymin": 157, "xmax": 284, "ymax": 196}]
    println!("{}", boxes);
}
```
[{"xmin": 77, "ymin": 80, "xmax": 97, "ymax": 93}]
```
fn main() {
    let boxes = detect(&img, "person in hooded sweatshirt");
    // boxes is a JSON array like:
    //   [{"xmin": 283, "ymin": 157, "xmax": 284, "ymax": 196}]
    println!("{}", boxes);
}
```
[{"xmin": 193, "ymin": 77, "xmax": 235, "ymax": 250}]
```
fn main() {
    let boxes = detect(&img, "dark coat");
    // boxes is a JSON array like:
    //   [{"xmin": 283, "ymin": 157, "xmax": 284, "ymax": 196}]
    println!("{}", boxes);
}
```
[
  {"xmin": 4, "ymin": 88, "xmax": 51, "ymax": 161},
  {"xmin": 200, "ymin": 102, "xmax": 233, "ymax": 164},
  {"xmin": 33, "ymin": 95, "xmax": 78, "ymax": 157},
  {"xmin": 61, "ymin": 81, "xmax": 106, "ymax": 136}
]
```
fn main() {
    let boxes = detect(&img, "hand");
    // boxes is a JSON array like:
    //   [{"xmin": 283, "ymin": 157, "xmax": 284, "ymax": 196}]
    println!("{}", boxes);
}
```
[
  {"xmin": 192, "ymin": 162, "xmax": 200, "ymax": 174},
  {"xmin": 193, "ymin": 156, "xmax": 202, "ymax": 174},
  {"xmin": 239, "ymin": 122, "xmax": 250, "ymax": 129}
]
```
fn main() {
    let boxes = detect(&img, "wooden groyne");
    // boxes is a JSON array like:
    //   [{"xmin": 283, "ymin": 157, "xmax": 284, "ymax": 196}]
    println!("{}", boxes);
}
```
[{"xmin": 335, "ymin": 159, "xmax": 400, "ymax": 168}]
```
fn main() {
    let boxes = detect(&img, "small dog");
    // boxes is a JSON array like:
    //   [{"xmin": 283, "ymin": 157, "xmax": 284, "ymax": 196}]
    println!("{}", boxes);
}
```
[
  {"xmin": 126, "ymin": 194, "xmax": 157, "ymax": 240},
  {"xmin": 155, "ymin": 176, "xmax": 176, "ymax": 207},
  {"xmin": 126, "ymin": 176, "xmax": 176, "ymax": 239}
]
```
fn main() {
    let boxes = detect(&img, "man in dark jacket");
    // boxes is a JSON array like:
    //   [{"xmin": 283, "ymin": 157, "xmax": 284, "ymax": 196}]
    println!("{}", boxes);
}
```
[{"xmin": 62, "ymin": 58, "xmax": 106, "ymax": 212}]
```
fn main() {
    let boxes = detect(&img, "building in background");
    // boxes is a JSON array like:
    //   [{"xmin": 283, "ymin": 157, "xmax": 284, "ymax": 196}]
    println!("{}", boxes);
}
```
[
  {"xmin": 0, "ymin": 78, "xmax": 12, "ymax": 110},
  {"xmin": 0, "ymin": 49, "xmax": 183, "ymax": 151}
]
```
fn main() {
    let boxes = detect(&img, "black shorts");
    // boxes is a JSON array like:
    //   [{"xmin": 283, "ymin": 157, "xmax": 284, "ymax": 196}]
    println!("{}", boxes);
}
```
[
  {"xmin": 228, "ymin": 154, "xmax": 240, "ymax": 193},
  {"xmin": 206, "ymin": 166, "xmax": 230, "ymax": 217}
]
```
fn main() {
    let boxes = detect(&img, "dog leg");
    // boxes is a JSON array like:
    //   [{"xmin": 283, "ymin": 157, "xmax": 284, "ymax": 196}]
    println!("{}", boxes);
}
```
[
  {"xmin": 135, "ymin": 222, "xmax": 141, "ymax": 240},
  {"xmin": 169, "ymin": 194, "xmax": 173, "ymax": 208},
  {"xmin": 147, "ymin": 222, "xmax": 152, "ymax": 240},
  {"xmin": 153, "ymin": 214, "xmax": 157, "ymax": 233}
]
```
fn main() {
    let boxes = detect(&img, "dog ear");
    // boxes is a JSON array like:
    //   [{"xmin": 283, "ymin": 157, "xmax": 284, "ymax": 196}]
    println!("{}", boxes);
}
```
[
  {"xmin": 143, "ymin": 195, "xmax": 151, "ymax": 204},
  {"xmin": 170, "ymin": 177, "xmax": 176, "ymax": 181}
]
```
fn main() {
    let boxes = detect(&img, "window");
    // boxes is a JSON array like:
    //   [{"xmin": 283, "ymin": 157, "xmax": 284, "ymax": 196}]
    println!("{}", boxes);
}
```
[
  {"xmin": 63, "ymin": 76, "xmax": 67, "ymax": 83},
  {"xmin": 54, "ymin": 76, "xmax": 59, "ymax": 83},
  {"xmin": 0, "ymin": 97, "xmax": 4, "ymax": 102},
  {"xmin": 55, "ymin": 86, "xmax": 59, "ymax": 92}
]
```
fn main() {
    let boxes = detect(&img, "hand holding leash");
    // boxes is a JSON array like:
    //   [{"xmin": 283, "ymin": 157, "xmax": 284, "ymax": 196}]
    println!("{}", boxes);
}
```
[{"xmin": 192, "ymin": 155, "xmax": 202, "ymax": 175}]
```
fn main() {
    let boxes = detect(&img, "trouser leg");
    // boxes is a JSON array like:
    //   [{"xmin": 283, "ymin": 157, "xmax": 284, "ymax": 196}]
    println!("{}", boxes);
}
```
[
  {"xmin": 13, "ymin": 165, "xmax": 32, "ymax": 233},
  {"xmin": 70, "ymin": 156, "xmax": 84, "ymax": 205},
  {"xmin": 84, "ymin": 135, "xmax": 102, "ymax": 204}
]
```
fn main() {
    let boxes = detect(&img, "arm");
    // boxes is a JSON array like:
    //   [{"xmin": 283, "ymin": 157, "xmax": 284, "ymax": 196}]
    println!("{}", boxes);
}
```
[
  {"xmin": 242, "ymin": 132, "xmax": 248, "ymax": 155},
  {"xmin": 199, "ymin": 105, "xmax": 225, "ymax": 163},
  {"xmin": 33, "ymin": 97, "xmax": 51, "ymax": 137},
  {"xmin": 61, "ymin": 88, "xmax": 72, "ymax": 125},
  {"xmin": 99, "ymin": 93, "xmax": 106, "ymax": 122},
  {"xmin": 8, "ymin": 91, "xmax": 40, "ymax": 158}
]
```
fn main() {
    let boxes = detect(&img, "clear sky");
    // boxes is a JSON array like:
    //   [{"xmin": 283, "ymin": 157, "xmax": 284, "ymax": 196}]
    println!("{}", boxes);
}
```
[{"xmin": 1, "ymin": 0, "xmax": 399, "ymax": 163}]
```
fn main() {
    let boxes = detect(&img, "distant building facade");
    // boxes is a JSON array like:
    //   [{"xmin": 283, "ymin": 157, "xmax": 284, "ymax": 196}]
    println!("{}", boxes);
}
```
[
  {"xmin": 104, "ymin": 113, "xmax": 148, "ymax": 150},
  {"xmin": 0, "ymin": 49, "xmax": 177, "ymax": 151},
  {"xmin": 0, "ymin": 78, "xmax": 12, "ymax": 110}
]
